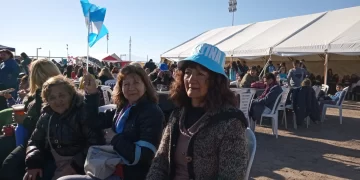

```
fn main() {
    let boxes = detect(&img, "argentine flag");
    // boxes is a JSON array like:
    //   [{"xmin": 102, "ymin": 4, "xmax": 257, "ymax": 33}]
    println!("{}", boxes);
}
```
[{"xmin": 80, "ymin": 0, "xmax": 109, "ymax": 47}]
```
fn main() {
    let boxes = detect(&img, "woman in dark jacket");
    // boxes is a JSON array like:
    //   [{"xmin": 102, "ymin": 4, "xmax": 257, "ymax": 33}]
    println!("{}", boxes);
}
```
[
  {"xmin": 98, "ymin": 67, "xmax": 114, "ymax": 85},
  {"xmin": 146, "ymin": 44, "xmax": 248, "ymax": 180},
  {"xmin": 24, "ymin": 75, "xmax": 104, "ymax": 180},
  {"xmin": 60, "ymin": 65, "xmax": 164, "ymax": 180},
  {"xmin": 0, "ymin": 59, "xmax": 62, "ymax": 180}
]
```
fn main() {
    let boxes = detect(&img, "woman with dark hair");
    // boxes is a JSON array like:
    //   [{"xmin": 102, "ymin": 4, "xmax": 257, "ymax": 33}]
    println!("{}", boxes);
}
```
[
  {"xmin": 64, "ymin": 65, "xmax": 74, "ymax": 79},
  {"xmin": 229, "ymin": 61, "xmax": 239, "ymax": 81},
  {"xmin": 249, "ymin": 73, "xmax": 282, "ymax": 125},
  {"xmin": 20, "ymin": 52, "xmax": 32, "ymax": 75},
  {"xmin": 60, "ymin": 65, "xmax": 164, "ymax": 180},
  {"xmin": 146, "ymin": 43, "xmax": 248, "ymax": 180},
  {"xmin": 77, "ymin": 67, "xmax": 84, "ymax": 79},
  {"xmin": 98, "ymin": 67, "xmax": 114, "ymax": 85}
]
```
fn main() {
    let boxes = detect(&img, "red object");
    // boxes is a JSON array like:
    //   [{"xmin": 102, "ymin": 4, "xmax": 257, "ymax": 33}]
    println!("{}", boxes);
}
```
[
  {"xmin": 113, "ymin": 164, "xmax": 124, "ymax": 179},
  {"xmin": 251, "ymin": 81, "xmax": 266, "ymax": 89},
  {"xmin": 2, "ymin": 125, "xmax": 15, "ymax": 136},
  {"xmin": 102, "ymin": 53, "xmax": 121, "ymax": 62},
  {"xmin": 71, "ymin": 71, "xmax": 76, "ymax": 79}
]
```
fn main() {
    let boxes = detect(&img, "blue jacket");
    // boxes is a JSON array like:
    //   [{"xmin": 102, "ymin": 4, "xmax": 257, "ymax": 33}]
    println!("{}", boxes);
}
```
[
  {"xmin": 330, "ymin": 91, "xmax": 342, "ymax": 102},
  {"xmin": 253, "ymin": 84, "xmax": 283, "ymax": 110},
  {"xmin": 0, "ymin": 59, "xmax": 20, "ymax": 95}
]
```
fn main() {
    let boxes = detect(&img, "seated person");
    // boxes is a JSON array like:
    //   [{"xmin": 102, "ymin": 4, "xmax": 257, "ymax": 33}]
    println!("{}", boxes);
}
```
[
  {"xmin": 249, "ymin": 73, "xmax": 282, "ymax": 123},
  {"xmin": 292, "ymin": 78, "xmax": 320, "ymax": 125},
  {"xmin": 239, "ymin": 66, "xmax": 259, "ymax": 88},
  {"xmin": 319, "ymin": 83, "xmax": 344, "ymax": 111},
  {"xmin": 3, "ymin": 75, "xmax": 29, "ymax": 107},
  {"xmin": 23, "ymin": 75, "xmax": 104, "ymax": 180},
  {"xmin": 278, "ymin": 67, "xmax": 287, "ymax": 81},
  {"xmin": 230, "ymin": 72, "xmax": 245, "ymax": 88}
]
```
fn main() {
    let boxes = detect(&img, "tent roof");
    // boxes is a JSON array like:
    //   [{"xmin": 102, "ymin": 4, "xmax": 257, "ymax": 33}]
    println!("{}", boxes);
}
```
[
  {"xmin": 273, "ymin": 6, "xmax": 360, "ymax": 56},
  {"xmin": 0, "ymin": 45, "xmax": 15, "ymax": 52},
  {"xmin": 161, "ymin": 6, "xmax": 360, "ymax": 58},
  {"xmin": 102, "ymin": 53, "xmax": 121, "ymax": 62}
]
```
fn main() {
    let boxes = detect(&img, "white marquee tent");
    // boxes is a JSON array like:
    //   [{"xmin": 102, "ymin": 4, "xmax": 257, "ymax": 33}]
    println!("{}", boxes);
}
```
[
  {"xmin": 161, "ymin": 6, "xmax": 360, "ymax": 78},
  {"xmin": 162, "ymin": 6, "xmax": 360, "ymax": 59}
]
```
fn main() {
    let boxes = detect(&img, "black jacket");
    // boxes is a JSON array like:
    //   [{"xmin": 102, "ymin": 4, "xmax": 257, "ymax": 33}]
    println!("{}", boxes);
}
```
[
  {"xmin": 292, "ymin": 86, "xmax": 320, "ymax": 125},
  {"xmin": 25, "ymin": 93, "xmax": 105, "ymax": 174},
  {"xmin": 22, "ymin": 89, "xmax": 43, "ymax": 139},
  {"xmin": 144, "ymin": 61, "xmax": 156, "ymax": 72},
  {"xmin": 85, "ymin": 93, "xmax": 164, "ymax": 180}
]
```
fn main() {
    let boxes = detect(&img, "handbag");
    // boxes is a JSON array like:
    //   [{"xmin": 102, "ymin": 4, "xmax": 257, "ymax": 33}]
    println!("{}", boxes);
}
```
[{"xmin": 84, "ymin": 140, "xmax": 157, "ymax": 179}]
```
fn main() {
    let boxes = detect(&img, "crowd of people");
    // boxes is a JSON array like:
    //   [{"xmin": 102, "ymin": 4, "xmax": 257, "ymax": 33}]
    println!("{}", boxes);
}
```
[
  {"xmin": 0, "ymin": 43, "xmax": 357, "ymax": 179},
  {"xmin": 0, "ymin": 44, "xmax": 250, "ymax": 180}
]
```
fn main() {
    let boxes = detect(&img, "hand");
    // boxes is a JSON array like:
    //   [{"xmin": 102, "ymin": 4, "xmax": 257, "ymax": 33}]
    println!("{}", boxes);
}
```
[
  {"xmin": 18, "ymin": 90, "xmax": 27, "ymax": 99},
  {"xmin": 12, "ymin": 112, "xmax": 27, "ymax": 124},
  {"xmin": 83, "ymin": 73, "xmax": 98, "ymax": 94},
  {"xmin": 3, "ymin": 93, "xmax": 12, "ymax": 99},
  {"xmin": 23, "ymin": 169, "xmax": 42, "ymax": 180}
]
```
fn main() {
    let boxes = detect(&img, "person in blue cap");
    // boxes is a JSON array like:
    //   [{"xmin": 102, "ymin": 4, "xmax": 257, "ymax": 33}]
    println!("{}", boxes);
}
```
[
  {"xmin": 152, "ymin": 62, "xmax": 173, "ymax": 91},
  {"xmin": 147, "ymin": 43, "xmax": 249, "ymax": 180}
]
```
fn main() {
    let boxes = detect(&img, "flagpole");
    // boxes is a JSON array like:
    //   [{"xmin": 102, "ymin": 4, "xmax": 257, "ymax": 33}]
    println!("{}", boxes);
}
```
[
  {"xmin": 87, "ymin": 18, "xmax": 90, "ymax": 71},
  {"xmin": 107, "ymin": 33, "xmax": 109, "ymax": 54}
]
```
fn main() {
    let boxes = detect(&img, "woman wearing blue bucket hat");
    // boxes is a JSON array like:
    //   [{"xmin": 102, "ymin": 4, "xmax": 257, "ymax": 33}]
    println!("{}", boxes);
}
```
[{"xmin": 147, "ymin": 43, "xmax": 249, "ymax": 180}]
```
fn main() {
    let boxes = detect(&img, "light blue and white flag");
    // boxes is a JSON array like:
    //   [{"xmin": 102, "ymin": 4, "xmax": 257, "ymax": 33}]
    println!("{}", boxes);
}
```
[{"xmin": 80, "ymin": 0, "xmax": 109, "ymax": 47}]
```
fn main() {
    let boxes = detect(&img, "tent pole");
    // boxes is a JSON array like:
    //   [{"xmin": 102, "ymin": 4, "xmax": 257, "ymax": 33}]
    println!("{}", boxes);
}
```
[
  {"xmin": 259, "ymin": 48, "xmax": 273, "ymax": 78},
  {"xmin": 324, "ymin": 52, "xmax": 329, "ymax": 85}
]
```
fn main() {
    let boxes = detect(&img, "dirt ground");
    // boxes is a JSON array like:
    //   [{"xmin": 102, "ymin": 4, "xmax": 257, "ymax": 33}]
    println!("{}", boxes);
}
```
[{"xmin": 250, "ymin": 101, "xmax": 360, "ymax": 180}]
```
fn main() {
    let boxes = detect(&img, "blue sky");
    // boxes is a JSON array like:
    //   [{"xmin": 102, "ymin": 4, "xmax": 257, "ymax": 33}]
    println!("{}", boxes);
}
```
[{"xmin": 1, "ymin": 0, "xmax": 359, "ymax": 62}]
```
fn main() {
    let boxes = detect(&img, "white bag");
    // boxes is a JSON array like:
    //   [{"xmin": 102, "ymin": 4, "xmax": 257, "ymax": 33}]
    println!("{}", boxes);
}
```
[
  {"xmin": 84, "ymin": 145, "xmax": 123, "ymax": 179},
  {"xmin": 84, "ymin": 141, "xmax": 157, "ymax": 179}
]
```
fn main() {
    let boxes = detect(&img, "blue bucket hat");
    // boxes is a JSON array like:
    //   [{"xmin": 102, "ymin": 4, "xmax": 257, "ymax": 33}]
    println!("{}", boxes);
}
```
[{"xmin": 178, "ymin": 43, "xmax": 227, "ymax": 78}]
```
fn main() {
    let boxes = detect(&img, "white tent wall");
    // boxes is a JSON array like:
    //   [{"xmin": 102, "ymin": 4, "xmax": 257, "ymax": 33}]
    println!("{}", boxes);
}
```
[
  {"xmin": 161, "ymin": 6, "xmax": 360, "ymax": 77},
  {"xmin": 227, "ymin": 54, "xmax": 360, "ymax": 77}
]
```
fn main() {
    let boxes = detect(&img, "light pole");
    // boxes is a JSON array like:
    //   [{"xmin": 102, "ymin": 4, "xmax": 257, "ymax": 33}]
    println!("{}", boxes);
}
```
[
  {"xmin": 36, "ymin": 47, "xmax": 42, "ymax": 60},
  {"xmin": 229, "ymin": 0, "xmax": 237, "ymax": 26},
  {"xmin": 66, "ymin": 44, "xmax": 69, "ymax": 57},
  {"xmin": 120, "ymin": 54, "xmax": 127, "ymax": 60}
]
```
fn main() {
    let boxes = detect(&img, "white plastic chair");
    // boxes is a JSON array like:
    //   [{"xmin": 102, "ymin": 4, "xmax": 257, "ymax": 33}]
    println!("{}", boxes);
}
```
[
  {"xmin": 100, "ymin": 85, "xmax": 113, "ymax": 105},
  {"xmin": 105, "ymin": 79, "xmax": 117, "ymax": 89},
  {"xmin": 321, "ymin": 87, "xmax": 349, "ymax": 124},
  {"xmin": 95, "ymin": 79, "xmax": 102, "ymax": 86},
  {"xmin": 245, "ymin": 128, "xmax": 256, "ymax": 180},
  {"xmin": 321, "ymin": 84, "xmax": 329, "ymax": 94},
  {"xmin": 259, "ymin": 92, "xmax": 283, "ymax": 138},
  {"xmin": 98, "ymin": 104, "xmax": 117, "ymax": 113},
  {"xmin": 239, "ymin": 90, "xmax": 256, "ymax": 125},
  {"xmin": 278, "ymin": 87, "xmax": 290, "ymax": 129}
]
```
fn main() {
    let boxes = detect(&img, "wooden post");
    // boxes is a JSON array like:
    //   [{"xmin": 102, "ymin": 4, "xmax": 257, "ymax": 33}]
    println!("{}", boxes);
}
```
[{"xmin": 324, "ymin": 52, "xmax": 329, "ymax": 85}]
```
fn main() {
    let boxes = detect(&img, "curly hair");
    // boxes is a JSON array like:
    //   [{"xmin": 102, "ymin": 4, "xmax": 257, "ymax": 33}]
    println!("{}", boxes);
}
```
[
  {"xmin": 113, "ymin": 65, "xmax": 158, "ymax": 108},
  {"xmin": 169, "ymin": 61, "xmax": 236, "ymax": 109},
  {"xmin": 41, "ymin": 75, "xmax": 76, "ymax": 103}
]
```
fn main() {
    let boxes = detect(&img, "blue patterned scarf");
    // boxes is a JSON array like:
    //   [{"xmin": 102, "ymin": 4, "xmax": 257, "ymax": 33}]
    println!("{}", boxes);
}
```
[{"xmin": 115, "ymin": 104, "xmax": 135, "ymax": 133}]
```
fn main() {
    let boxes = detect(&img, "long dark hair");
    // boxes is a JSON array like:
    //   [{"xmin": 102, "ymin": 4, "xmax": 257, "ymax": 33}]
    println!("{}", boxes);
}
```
[{"xmin": 231, "ymin": 61, "xmax": 238, "ymax": 72}]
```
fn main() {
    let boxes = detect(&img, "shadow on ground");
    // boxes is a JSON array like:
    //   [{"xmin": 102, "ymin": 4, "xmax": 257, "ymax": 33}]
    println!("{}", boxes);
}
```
[{"xmin": 251, "ymin": 107, "xmax": 360, "ymax": 179}]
